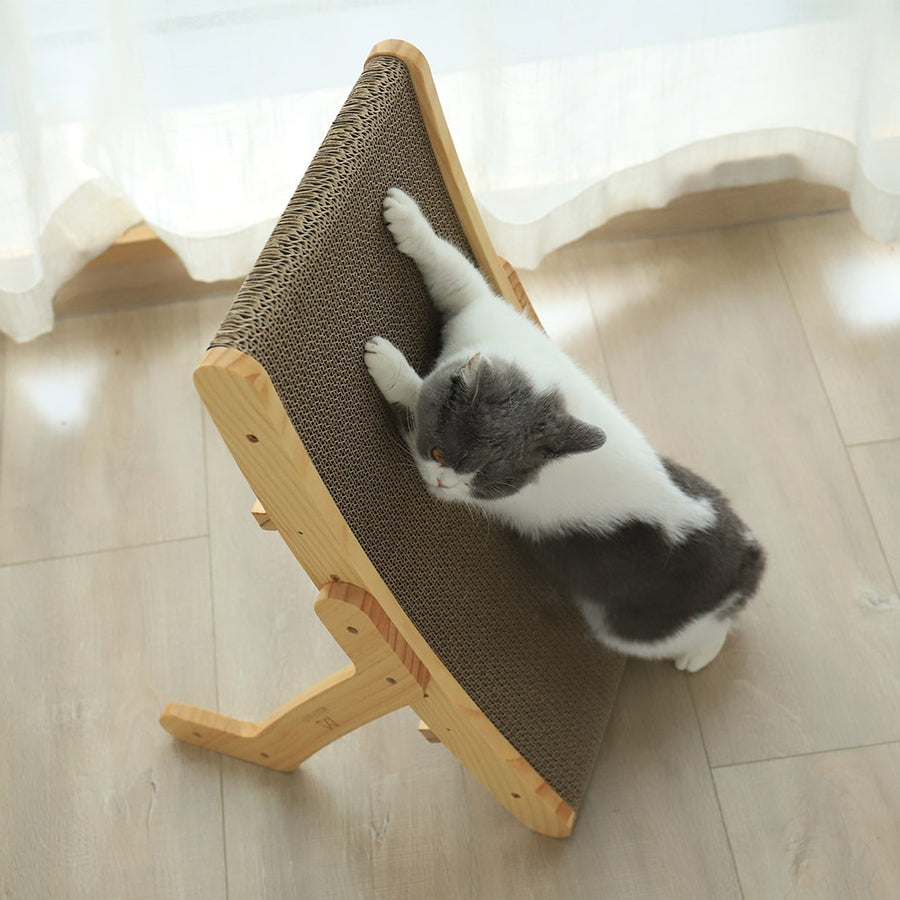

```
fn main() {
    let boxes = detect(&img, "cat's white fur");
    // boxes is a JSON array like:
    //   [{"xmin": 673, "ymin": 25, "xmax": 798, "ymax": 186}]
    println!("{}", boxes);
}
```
[
  {"xmin": 576, "ymin": 593, "xmax": 737, "ymax": 673},
  {"xmin": 366, "ymin": 188, "xmax": 728, "ymax": 671}
]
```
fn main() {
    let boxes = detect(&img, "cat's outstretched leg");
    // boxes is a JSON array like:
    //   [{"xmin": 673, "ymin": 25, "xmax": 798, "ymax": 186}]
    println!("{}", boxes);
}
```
[
  {"xmin": 383, "ymin": 188, "xmax": 491, "ymax": 316},
  {"xmin": 364, "ymin": 336, "xmax": 422, "ymax": 426}
]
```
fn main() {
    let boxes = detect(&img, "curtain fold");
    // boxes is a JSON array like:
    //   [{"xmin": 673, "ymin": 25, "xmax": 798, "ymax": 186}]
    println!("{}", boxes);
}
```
[{"xmin": 1, "ymin": 1, "xmax": 898, "ymax": 342}]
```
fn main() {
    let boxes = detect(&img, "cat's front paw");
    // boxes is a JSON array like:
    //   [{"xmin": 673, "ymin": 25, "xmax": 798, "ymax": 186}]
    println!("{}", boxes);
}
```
[
  {"xmin": 383, "ymin": 188, "xmax": 431, "ymax": 257},
  {"xmin": 364, "ymin": 336, "xmax": 409, "ymax": 402}
]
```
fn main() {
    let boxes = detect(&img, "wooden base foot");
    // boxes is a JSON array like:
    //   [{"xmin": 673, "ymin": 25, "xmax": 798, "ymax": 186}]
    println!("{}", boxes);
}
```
[{"xmin": 160, "ymin": 582, "xmax": 430, "ymax": 771}]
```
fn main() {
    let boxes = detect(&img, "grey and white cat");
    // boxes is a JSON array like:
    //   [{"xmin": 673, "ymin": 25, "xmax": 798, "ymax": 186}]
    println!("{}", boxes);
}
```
[{"xmin": 365, "ymin": 188, "xmax": 765, "ymax": 672}]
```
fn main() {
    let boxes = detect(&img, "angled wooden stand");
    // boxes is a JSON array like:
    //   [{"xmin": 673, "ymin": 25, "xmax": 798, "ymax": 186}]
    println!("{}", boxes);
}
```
[
  {"xmin": 160, "ymin": 39, "xmax": 624, "ymax": 838},
  {"xmin": 162, "ymin": 344, "xmax": 582, "ymax": 837},
  {"xmin": 161, "ymin": 581, "xmax": 428, "ymax": 771}
]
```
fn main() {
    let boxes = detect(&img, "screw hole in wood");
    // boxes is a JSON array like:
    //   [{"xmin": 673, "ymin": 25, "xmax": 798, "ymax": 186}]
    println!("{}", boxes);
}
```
[{"xmin": 246, "ymin": 434, "xmax": 259, "ymax": 443}]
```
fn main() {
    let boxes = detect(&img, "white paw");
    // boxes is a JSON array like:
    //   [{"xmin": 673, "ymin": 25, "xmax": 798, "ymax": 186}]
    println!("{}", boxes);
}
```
[
  {"xmin": 383, "ymin": 187, "xmax": 430, "ymax": 256},
  {"xmin": 673, "ymin": 638, "xmax": 726, "ymax": 673},
  {"xmin": 364, "ymin": 336, "xmax": 407, "ymax": 401}
]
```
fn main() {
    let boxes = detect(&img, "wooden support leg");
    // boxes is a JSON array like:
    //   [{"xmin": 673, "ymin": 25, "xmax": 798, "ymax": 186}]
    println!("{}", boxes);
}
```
[{"xmin": 160, "ymin": 582, "xmax": 430, "ymax": 771}]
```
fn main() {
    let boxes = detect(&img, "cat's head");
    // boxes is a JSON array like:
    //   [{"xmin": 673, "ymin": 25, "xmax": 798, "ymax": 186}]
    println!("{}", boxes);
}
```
[{"xmin": 409, "ymin": 353, "xmax": 606, "ymax": 503}]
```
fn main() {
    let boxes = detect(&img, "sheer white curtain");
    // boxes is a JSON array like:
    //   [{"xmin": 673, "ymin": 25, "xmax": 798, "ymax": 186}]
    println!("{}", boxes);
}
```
[{"xmin": 1, "ymin": 1, "xmax": 898, "ymax": 341}]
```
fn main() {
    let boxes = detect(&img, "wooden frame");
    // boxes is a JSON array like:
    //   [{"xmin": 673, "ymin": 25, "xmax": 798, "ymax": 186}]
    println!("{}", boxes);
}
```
[
  {"xmin": 162, "ymin": 581, "xmax": 428, "ymax": 771},
  {"xmin": 160, "ymin": 40, "xmax": 577, "ymax": 838}
]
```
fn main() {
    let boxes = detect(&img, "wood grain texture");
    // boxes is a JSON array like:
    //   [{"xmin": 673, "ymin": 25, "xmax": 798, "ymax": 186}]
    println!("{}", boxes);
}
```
[
  {"xmin": 161, "ymin": 582, "xmax": 429, "ymax": 771},
  {"xmin": 850, "ymin": 439, "xmax": 900, "ymax": 590},
  {"xmin": 714, "ymin": 743, "xmax": 900, "ymax": 899},
  {"xmin": 0, "ymin": 300, "xmax": 208, "ymax": 564},
  {"xmin": 576, "ymin": 222, "xmax": 900, "ymax": 766},
  {"xmin": 0, "ymin": 540, "xmax": 225, "ymax": 899},
  {"xmin": 499, "ymin": 258, "xmax": 543, "ymax": 326},
  {"xmin": 771, "ymin": 211, "xmax": 900, "ymax": 445}
]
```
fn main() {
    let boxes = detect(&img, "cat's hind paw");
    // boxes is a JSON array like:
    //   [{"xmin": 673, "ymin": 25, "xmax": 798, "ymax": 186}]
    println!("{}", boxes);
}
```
[
  {"xmin": 673, "ymin": 630, "xmax": 728, "ymax": 673},
  {"xmin": 383, "ymin": 188, "xmax": 431, "ymax": 256}
]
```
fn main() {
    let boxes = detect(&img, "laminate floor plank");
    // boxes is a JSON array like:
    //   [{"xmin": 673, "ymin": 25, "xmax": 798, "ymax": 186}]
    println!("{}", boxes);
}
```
[
  {"xmin": 520, "ymin": 243, "xmax": 615, "ymax": 395},
  {"xmin": 714, "ymin": 742, "xmax": 900, "ymax": 899},
  {"xmin": 0, "ymin": 301, "xmax": 210, "ymax": 564},
  {"xmin": 770, "ymin": 212, "xmax": 900, "ymax": 445},
  {"xmin": 576, "ymin": 224, "xmax": 900, "ymax": 766},
  {"xmin": 0, "ymin": 540, "xmax": 225, "ymax": 899},
  {"xmin": 849, "ymin": 439, "xmax": 900, "ymax": 592},
  {"xmin": 464, "ymin": 662, "xmax": 742, "ymax": 900},
  {"xmin": 7, "ymin": 210, "xmax": 900, "ymax": 899}
]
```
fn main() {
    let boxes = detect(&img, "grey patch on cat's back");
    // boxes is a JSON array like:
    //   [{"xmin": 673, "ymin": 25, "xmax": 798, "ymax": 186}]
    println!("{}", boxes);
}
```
[
  {"xmin": 521, "ymin": 457, "xmax": 767, "ymax": 644},
  {"xmin": 415, "ymin": 356, "xmax": 605, "ymax": 500}
]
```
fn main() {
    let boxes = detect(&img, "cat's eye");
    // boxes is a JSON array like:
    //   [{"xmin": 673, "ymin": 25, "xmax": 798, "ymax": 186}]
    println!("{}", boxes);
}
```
[{"xmin": 431, "ymin": 447, "xmax": 445, "ymax": 464}]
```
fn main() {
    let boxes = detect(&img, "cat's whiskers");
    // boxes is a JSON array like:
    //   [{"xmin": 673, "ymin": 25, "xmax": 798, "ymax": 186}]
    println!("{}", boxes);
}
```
[
  {"xmin": 458, "ymin": 499, "xmax": 489, "ymax": 527},
  {"xmin": 381, "ymin": 426, "xmax": 411, "ymax": 457}
]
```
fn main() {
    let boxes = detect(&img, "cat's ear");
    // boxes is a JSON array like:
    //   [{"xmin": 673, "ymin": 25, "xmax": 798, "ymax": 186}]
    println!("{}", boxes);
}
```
[
  {"xmin": 542, "ymin": 415, "xmax": 606, "ymax": 459},
  {"xmin": 455, "ymin": 353, "xmax": 485, "ymax": 386},
  {"xmin": 461, "ymin": 352, "xmax": 482, "ymax": 376}
]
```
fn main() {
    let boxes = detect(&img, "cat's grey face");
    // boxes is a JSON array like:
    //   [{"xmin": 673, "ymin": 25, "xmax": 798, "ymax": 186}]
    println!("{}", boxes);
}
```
[{"xmin": 410, "ymin": 355, "xmax": 606, "ymax": 503}]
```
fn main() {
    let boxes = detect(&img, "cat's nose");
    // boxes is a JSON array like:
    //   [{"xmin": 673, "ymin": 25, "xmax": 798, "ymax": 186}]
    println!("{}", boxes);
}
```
[{"xmin": 435, "ymin": 476, "xmax": 450, "ymax": 489}]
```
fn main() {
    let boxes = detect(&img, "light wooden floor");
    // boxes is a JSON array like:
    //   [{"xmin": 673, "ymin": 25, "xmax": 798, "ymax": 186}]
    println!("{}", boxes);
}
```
[{"xmin": 2, "ymin": 210, "xmax": 899, "ymax": 899}]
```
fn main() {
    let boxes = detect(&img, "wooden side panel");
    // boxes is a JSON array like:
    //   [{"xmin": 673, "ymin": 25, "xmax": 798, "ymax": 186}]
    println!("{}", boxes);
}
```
[{"xmin": 500, "ymin": 258, "xmax": 543, "ymax": 325}]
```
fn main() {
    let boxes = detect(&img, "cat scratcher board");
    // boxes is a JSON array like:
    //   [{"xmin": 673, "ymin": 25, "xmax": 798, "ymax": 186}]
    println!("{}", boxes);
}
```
[{"xmin": 160, "ymin": 39, "xmax": 625, "ymax": 838}]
